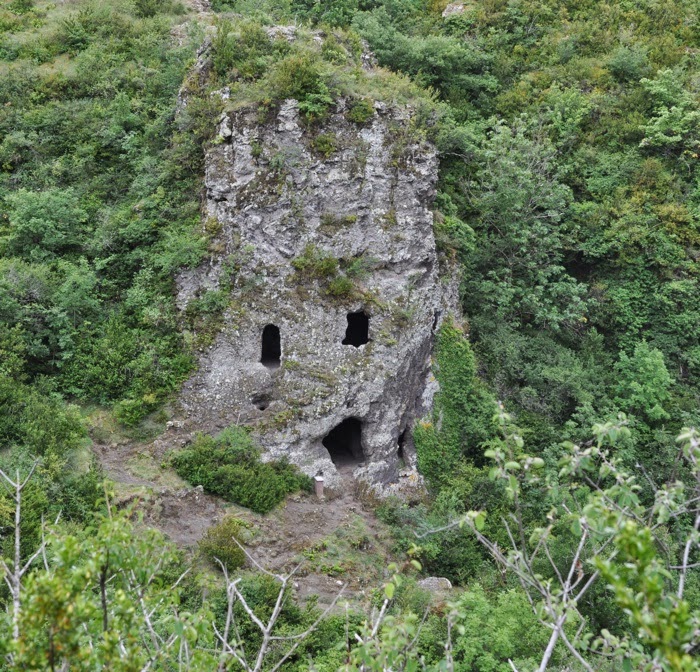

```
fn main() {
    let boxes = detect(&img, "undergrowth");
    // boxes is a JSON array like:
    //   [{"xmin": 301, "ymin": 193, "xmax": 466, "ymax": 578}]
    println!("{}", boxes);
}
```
[{"xmin": 171, "ymin": 426, "xmax": 312, "ymax": 514}]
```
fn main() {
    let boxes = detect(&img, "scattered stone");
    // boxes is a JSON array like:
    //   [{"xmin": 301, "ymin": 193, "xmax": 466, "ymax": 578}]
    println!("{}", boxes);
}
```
[
  {"xmin": 442, "ymin": 2, "xmax": 465, "ymax": 18},
  {"xmin": 418, "ymin": 577, "xmax": 452, "ymax": 592}
]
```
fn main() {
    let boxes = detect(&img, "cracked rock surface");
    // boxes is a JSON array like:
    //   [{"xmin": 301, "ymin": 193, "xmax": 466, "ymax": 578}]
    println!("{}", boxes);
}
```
[{"xmin": 177, "ymin": 95, "xmax": 455, "ymax": 492}]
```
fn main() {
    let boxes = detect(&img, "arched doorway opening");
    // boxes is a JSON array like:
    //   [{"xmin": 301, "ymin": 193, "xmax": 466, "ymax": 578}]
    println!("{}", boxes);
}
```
[
  {"xmin": 261, "ymin": 324, "xmax": 281, "ymax": 369},
  {"xmin": 323, "ymin": 418, "xmax": 364, "ymax": 467}
]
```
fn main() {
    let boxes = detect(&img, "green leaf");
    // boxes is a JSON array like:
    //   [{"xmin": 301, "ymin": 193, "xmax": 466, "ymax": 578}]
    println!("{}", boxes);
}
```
[{"xmin": 384, "ymin": 582, "xmax": 395, "ymax": 599}]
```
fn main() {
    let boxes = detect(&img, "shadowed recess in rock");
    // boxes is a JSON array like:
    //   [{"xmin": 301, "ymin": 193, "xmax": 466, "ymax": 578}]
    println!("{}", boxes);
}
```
[
  {"xmin": 261, "ymin": 324, "xmax": 281, "ymax": 368},
  {"xmin": 398, "ymin": 429, "xmax": 407, "ymax": 461},
  {"xmin": 323, "ymin": 418, "xmax": 364, "ymax": 466},
  {"xmin": 342, "ymin": 311, "xmax": 369, "ymax": 347},
  {"xmin": 251, "ymin": 393, "xmax": 270, "ymax": 410}
]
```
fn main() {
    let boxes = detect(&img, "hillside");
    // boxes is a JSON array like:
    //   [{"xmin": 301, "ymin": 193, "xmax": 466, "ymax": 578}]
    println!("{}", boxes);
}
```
[{"xmin": 0, "ymin": 0, "xmax": 699, "ymax": 670}]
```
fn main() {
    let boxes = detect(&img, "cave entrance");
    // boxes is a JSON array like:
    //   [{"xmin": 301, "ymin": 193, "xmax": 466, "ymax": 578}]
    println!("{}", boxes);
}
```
[
  {"xmin": 323, "ymin": 418, "xmax": 363, "ymax": 467},
  {"xmin": 342, "ymin": 311, "xmax": 369, "ymax": 347},
  {"xmin": 261, "ymin": 324, "xmax": 281, "ymax": 369}
]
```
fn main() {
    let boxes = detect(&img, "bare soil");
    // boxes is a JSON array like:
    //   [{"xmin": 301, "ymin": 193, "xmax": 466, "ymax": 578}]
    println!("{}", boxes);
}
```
[{"xmin": 91, "ymin": 429, "xmax": 394, "ymax": 607}]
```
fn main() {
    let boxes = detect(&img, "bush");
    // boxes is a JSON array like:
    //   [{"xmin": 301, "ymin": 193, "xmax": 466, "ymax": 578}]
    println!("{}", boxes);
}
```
[
  {"xmin": 212, "ymin": 19, "xmax": 276, "ymax": 81},
  {"xmin": 172, "ymin": 427, "xmax": 312, "ymax": 514},
  {"xmin": 2, "ymin": 188, "xmax": 88, "ymax": 261},
  {"xmin": 269, "ymin": 53, "xmax": 325, "ymax": 101},
  {"xmin": 267, "ymin": 53, "xmax": 334, "ymax": 120},
  {"xmin": 312, "ymin": 133, "xmax": 338, "ymax": 157},
  {"xmin": 346, "ymin": 97, "xmax": 374, "ymax": 124},
  {"xmin": 113, "ymin": 395, "xmax": 158, "ymax": 427},
  {"xmin": 291, "ymin": 244, "xmax": 338, "ymax": 280},
  {"xmin": 132, "ymin": 0, "xmax": 176, "ymax": 18},
  {"xmin": 326, "ymin": 275, "xmax": 355, "ymax": 299},
  {"xmin": 0, "ymin": 375, "xmax": 85, "ymax": 459},
  {"xmin": 199, "ymin": 516, "xmax": 247, "ymax": 571}
]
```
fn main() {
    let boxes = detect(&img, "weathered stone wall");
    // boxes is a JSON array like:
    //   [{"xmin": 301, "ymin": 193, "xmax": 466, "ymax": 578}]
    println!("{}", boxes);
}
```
[{"xmin": 177, "ymin": 95, "xmax": 452, "ymax": 491}]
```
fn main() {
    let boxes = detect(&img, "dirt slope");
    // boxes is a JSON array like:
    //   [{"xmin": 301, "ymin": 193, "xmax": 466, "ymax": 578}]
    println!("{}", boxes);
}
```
[{"xmin": 91, "ymin": 430, "xmax": 396, "ymax": 607}]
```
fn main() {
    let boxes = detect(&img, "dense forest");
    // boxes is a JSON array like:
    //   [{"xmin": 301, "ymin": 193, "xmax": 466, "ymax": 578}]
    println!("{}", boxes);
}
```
[{"xmin": 1, "ymin": 0, "xmax": 700, "ymax": 669}]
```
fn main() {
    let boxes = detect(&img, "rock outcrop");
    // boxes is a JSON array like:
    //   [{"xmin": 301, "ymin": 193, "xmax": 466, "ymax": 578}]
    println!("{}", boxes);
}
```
[{"xmin": 177, "ymin": 92, "xmax": 453, "ymax": 491}]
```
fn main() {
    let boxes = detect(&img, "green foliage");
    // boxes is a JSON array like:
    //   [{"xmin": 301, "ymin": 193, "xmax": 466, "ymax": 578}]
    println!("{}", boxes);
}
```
[
  {"xmin": 470, "ymin": 415, "xmax": 700, "ymax": 670},
  {"xmin": 212, "ymin": 19, "xmax": 279, "ymax": 80},
  {"xmin": 1, "ymin": 188, "xmax": 88, "ymax": 261},
  {"xmin": 11, "ymin": 506, "xmax": 197, "ymax": 669},
  {"xmin": 312, "ymin": 132, "xmax": 338, "ymax": 157},
  {"xmin": 597, "ymin": 521, "xmax": 697, "ymax": 672},
  {"xmin": 321, "ymin": 33, "xmax": 351, "ymax": 64},
  {"xmin": 614, "ymin": 341, "xmax": 672, "ymax": 422},
  {"xmin": 346, "ymin": 97, "xmax": 375, "ymax": 124},
  {"xmin": 415, "ymin": 320, "xmax": 497, "ymax": 487},
  {"xmin": 8, "ymin": 0, "xmax": 34, "ymax": 13},
  {"xmin": 132, "ymin": 0, "xmax": 182, "ymax": 18},
  {"xmin": 199, "ymin": 516, "xmax": 247, "ymax": 570},
  {"xmin": 268, "ymin": 52, "xmax": 334, "ymax": 120},
  {"xmin": 172, "ymin": 426, "xmax": 312, "ymax": 513},
  {"xmin": 344, "ymin": 254, "xmax": 375, "ymax": 280},
  {"xmin": 433, "ymin": 212, "xmax": 474, "ymax": 260},
  {"xmin": 320, "ymin": 212, "xmax": 357, "ymax": 231},
  {"xmin": 0, "ymin": 0, "xmax": 210, "ymax": 425},
  {"xmin": 448, "ymin": 584, "xmax": 557, "ymax": 671},
  {"xmin": 291, "ymin": 244, "xmax": 339, "ymax": 279},
  {"xmin": 326, "ymin": 274, "xmax": 355, "ymax": 299},
  {"xmin": 608, "ymin": 45, "xmax": 650, "ymax": 83},
  {"xmin": 640, "ymin": 69, "xmax": 700, "ymax": 154},
  {"xmin": 355, "ymin": 11, "xmax": 497, "ymax": 109},
  {"xmin": 0, "ymin": 324, "xmax": 26, "ymax": 379},
  {"xmin": 290, "ymin": 244, "xmax": 368, "ymax": 300},
  {"xmin": 0, "ymin": 375, "xmax": 85, "ymax": 458},
  {"xmin": 378, "ymin": 496, "xmax": 492, "ymax": 585},
  {"xmin": 461, "ymin": 119, "xmax": 586, "ymax": 329}
]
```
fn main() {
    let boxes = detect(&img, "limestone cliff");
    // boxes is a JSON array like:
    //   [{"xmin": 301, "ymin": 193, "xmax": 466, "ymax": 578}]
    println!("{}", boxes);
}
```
[{"xmin": 177, "ymin": 90, "xmax": 453, "ymax": 492}]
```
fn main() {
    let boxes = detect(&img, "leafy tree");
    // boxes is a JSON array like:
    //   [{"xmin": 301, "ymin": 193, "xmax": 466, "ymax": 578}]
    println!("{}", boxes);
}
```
[
  {"xmin": 640, "ymin": 69, "xmax": 700, "ymax": 154},
  {"xmin": 462, "ymin": 119, "xmax": 586, "ymax": 330},
  {"xmin": 1, "ymin": 189, "xmax": 88, "ymax": 261},
  {"xmin": 614, "ymin": 341, "xmax": 672, "ymax": 423}
]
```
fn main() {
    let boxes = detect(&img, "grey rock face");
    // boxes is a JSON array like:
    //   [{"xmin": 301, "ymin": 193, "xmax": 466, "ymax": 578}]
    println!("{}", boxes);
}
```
[
  {"xmin": 417, "ymin": 577, "xmax": 453, "ymax": 592},
  {"xmin": 177, "ymin": 96, "xmax": 451, "ymax": 492}
]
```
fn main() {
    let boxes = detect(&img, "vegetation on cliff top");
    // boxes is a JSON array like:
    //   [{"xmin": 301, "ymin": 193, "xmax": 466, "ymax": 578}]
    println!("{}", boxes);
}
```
[{"xmin": 1, "ymin": 0, "xmax": 700, "ymax": 669}]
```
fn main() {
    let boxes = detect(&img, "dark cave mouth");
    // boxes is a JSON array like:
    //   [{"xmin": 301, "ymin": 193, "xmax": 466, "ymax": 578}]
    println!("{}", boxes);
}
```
[
  {"xmin": 322, "ymin": 418, "xmax": 364, "ymax": 466},
  {"xmin": 261, "ymin": 324, "xmax": 281, "ymax": 369},
  {"xmin": 342, "ymin": 310, "xmax": 369, "ymax": 347}
]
